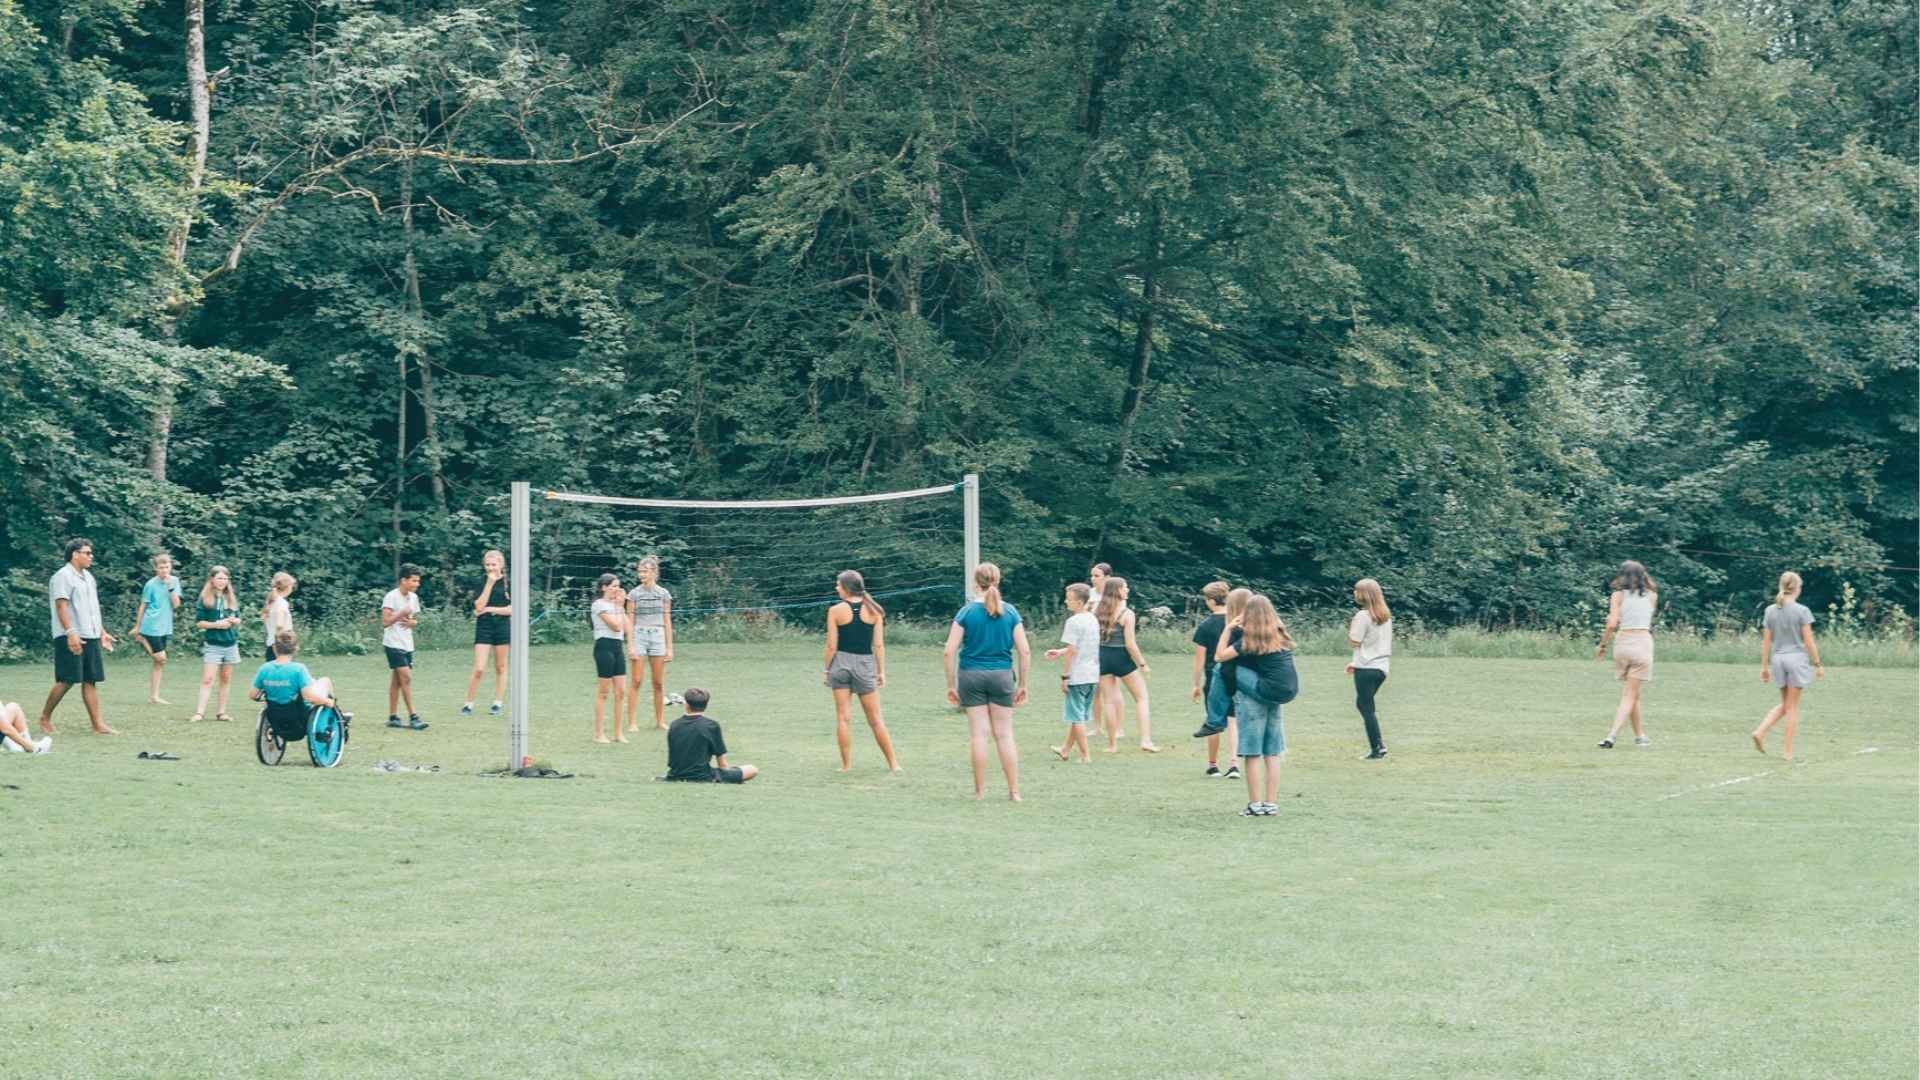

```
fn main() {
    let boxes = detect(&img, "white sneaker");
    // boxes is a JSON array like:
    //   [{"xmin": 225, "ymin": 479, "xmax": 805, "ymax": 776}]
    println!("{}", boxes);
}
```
[
  {"xmin": 1634, "ymin": 735, "xmax": 1651, "ymax": 747},
  {"xmin": 3, "ymin": 739, "xmax": 23, "ymax": 753},
  {"xmin": 32, "ymin": 736, "xmax": 51, "ymax": 754}
]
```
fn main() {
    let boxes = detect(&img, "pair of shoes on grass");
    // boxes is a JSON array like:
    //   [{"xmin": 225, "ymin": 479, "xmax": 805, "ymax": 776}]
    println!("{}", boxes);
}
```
[
  {"xmin": 387, "ymin": 714, "xmax": 430, "ymax": 731},
  {"xmin": 1597, "ymin": 736, "xmax": 1652, "ymax": 749},
  {"xmin": 1238, "ymin": 802, "xmax": 1277, "ymax": 817},
  {"xmin": 459, "ymin": 701, "xmax": 505, "ymax": 717},
  {"xmin": 4, "ymin": 736, "xmax": 51, "ymax": 754}
]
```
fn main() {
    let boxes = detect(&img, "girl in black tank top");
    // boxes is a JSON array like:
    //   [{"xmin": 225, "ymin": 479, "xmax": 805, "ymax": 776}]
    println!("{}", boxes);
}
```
[
  {"xmin": 838, "ymin": 601, "xmax": 875, "ymax": 655},
  {"xmin": 824, "ymin": 570, "xmax": 899, "ymax": 772}
]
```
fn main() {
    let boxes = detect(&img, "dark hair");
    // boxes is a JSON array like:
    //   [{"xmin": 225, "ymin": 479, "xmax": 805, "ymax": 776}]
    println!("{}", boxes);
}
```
[
  {"xmin": 683, "ymin": 687, "xmax": 710, "ymax": 712},
  {"xmin": 1090, "ymin": 562, "xmax": 1112, "ymax": 577},
  {"xmin": 64, "ymin": 538, "xmax": 93, "ymax": 561},
  {"xmin": 836, "ymin": 569, "xmax": 883, "ymax": 617},
  {"xmin": 398, "ymin": 563, "xmax": 423, "ymax": 581},
  {"xmin": 273, "ymin": 630, "xmax": 299, "ymax": 657},
  {"xmin": 1611, "ymin": 560, "xmax": 1654, "ymax": 596},
  {"xmin": 597, "ymin": 572, "xmax": 620, "ymax": 593}
]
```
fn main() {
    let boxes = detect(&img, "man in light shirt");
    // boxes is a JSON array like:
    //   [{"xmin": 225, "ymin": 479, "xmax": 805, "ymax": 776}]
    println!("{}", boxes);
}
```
[{"xmin": 39, "ymin": 538, "xmax": 117, "ymax": 735}]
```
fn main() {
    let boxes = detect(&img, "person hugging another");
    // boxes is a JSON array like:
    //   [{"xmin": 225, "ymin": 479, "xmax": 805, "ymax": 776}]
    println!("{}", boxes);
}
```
[{"xmin": 663, "ymin": 688, "xmax": 757, "ymax": 784}]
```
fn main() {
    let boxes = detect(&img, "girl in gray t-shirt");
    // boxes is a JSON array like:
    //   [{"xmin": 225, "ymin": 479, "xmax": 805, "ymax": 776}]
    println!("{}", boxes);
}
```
[{"xmin": 1751, "ymin": 571, "xmax": 1825, "ymax": 761}]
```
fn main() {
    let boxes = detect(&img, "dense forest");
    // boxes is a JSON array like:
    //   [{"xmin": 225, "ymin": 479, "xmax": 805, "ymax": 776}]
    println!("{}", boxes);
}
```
[{"xmin": 1, "ymin": 0, "xmax": 1913, "ymax": 650}]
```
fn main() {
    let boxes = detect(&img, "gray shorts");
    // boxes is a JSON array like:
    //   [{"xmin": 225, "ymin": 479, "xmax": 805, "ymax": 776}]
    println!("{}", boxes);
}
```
[
  {"xmin": 1770, "ymin": 653, "xmax": 1815, "ymax": 688},
  {"xmin": 956, "ymin": 668, "xmax": 1016, "ymax": 709},
  {"xmin": 202, "ymin": 642, "xmax": 241, "ymax": 666},
  {"xmin": 826, "ymin": 653, "xmax": 879, "ymax": 695}
]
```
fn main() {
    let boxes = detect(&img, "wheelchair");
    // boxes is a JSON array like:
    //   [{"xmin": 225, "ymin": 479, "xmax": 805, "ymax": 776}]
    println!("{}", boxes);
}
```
[{"xmin": 256, "ymin": 698, "xmax": 352, "ymax": 768}]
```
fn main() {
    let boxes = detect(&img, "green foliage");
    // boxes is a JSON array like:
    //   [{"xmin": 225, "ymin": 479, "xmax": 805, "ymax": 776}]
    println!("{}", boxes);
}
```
[{"xmin": 0, "ymin": 0, "xmax": 1912, "ymax": 651}]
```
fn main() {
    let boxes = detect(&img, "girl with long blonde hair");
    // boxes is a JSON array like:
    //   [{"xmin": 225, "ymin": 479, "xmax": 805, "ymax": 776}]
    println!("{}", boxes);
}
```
[
  {"xmin": 624, "ymin": 555, "xmax": 675, "ymax": 732},
  {"xmin": 1346, "ymin": 578, "xmax": 1393, "ymax": 760},
  {"xmin": 1094, "ymin": 577, "xmax": 1158, "ymax": 752},
  {"xmin": 1752, "ymin": 571, "xmax": 1824, "ymax": 759},
  {"xmin": 1214, "ymin": 594, "xmax": 1298, "ymax": 815},
  {"xmin": 942, "ymin": 562, "xmax": 1031, "ymax": 800},
  {"xmin": 190, "ymin": 566, "xmax": 243, "ymax": 723}
]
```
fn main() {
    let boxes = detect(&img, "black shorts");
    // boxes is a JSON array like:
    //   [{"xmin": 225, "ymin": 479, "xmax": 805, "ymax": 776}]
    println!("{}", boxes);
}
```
[
  {"xmin": 264, "ymin": 645, "xmax": 278, "ymax": 663},
  {"xmin": 264, "ymin": 699, "xmax": 310, "ymax": 742},
  {"xmin": 1099, "ymin": 645, "xmax": 1138, "ymax": 679},
  {"xmin": 593, "ymin": 638, "xmax": 627, "ymax": 679},
  {"xmin": 712, "ymin": 766, "xmax": 745, "ymax": 784},
  {"xmin": 385, "ymin": 647, "xmax": 414, "ymax": 670},
  {"xmin": 52, "ymin": 637, "xmax": 106, "ymax": 685},
  {"xmin": 474, "ymin": 615, "xmax": 510, "ymax": 647},
  {"xmin": 142, "ymin": 634, "xmax": 170, "ymax": 654}
]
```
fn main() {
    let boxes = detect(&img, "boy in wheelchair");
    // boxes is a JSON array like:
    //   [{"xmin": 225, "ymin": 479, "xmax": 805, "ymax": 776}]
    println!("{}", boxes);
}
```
[{"xmin": 251, "ymin": 631, "xmax": 347, "ymax": 745}]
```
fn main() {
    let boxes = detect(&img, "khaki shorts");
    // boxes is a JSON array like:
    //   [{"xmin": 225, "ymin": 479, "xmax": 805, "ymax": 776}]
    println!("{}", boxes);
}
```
[{"xmin": 1613, "ymin": 632, "xmax": 1653, "ymax": 682}]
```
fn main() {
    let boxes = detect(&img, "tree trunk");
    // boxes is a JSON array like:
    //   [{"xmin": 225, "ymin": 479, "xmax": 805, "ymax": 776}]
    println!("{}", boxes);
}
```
[
  {"xmin": 148, "ymin": 0, "xmax": 211, "ymax": 546},
  {"xmin": 1095, "ymin": 201, "xmax": 1163, "ymax": 552},
  {"xmin": 401, "ymin": 158, "xmax": 452, "ymax": 579}
]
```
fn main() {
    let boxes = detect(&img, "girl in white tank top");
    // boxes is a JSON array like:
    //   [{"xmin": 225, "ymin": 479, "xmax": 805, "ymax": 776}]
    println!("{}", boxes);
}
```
[{"xmin": 1595, "ymin": 561, "xmax": 1657, "ymax": 749}]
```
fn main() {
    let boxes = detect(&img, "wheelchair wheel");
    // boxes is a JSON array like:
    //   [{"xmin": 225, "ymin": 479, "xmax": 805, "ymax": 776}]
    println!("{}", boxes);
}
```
[
  {"xmin": 256, "ymin": 711, "xmax": 287, "ymax": 766},
  {"xmin": 307, "ymin": 705, "xmax": 347, "ymax": 769}
]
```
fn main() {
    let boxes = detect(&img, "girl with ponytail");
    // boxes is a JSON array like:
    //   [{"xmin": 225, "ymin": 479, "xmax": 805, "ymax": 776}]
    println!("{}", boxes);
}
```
[
  {"xmin": 1752, "ymin": 571, "xmax": 1824, "ymax": 759},
  {"xmin": 943, "ymin": 562, "xmax": 1031, "ymax": 800},
  {"xmin": 824, "ymin": 569, "xmax": 900, "ymax": 772},
  {"xmin": 260, "ymin": 572, "xmax": 296, "ymax": 664}
]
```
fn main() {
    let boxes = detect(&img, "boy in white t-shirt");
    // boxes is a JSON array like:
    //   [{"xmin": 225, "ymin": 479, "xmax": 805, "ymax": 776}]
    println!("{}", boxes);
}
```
[
  {"xmin": 1044, "ymin": 583, "xmax": 1101, "ymax": 763},
  {"xmin": 381, "ymin": 564, "xmax": 428, "ymax": 730}
]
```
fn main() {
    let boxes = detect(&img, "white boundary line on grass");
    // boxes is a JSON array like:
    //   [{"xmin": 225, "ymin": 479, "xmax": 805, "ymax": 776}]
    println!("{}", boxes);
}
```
[{"xmin": 1658, "ymin": 747, "xmax": 1881, "ymax": 801}]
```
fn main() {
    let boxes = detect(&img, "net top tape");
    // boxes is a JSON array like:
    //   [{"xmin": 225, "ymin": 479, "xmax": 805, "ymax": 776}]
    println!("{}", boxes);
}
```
[{"xmin": 545, "ymin": 482, "xmax": 963, "ymax": 511}]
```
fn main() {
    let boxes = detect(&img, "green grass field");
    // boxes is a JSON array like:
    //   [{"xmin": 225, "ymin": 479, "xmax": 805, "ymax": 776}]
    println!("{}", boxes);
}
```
[{"xmin": 3, "ymin": 643, "xmax": 1914, "ymax": 1079}]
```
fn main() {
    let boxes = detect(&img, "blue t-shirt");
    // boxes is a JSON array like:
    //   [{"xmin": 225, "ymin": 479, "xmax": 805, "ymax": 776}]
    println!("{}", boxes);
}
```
[
  {"xmin": 954, "ymin": 601, "xmax": 1022, "ymax": 671},
  {"xmin": 252, "ymin": 660, "xmax": 314, "ymax": 706},
  {"xmin": 139, "ymin": 576, "xmax": 181, "ymax": 636}
]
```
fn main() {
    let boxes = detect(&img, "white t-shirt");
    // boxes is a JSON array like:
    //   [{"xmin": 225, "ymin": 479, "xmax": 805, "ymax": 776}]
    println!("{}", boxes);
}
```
[
  {"xmin": 382, "ymin": 589, "xmax": 420, "ymax": 651},
  {"xmin": 49, "ymin": 564, "xmax": 102, "ymax": 639},
  {"xmin": 1060, "ymin": 611, "xmax": 1102, "ymax": 685},
  {"xmin": 263, "ymin": 596, "xmax": 293, "ymax": 643},
  {"xmin": 1348, "ymin": 610, "xmax": 1392, "ymax": 672},
  {"xmin": 590, "ymin": 598, "xmax": 625, "ymax": 640}
]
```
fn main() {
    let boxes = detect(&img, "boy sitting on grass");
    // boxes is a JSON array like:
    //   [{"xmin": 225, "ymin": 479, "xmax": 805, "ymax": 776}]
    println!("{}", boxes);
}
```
[{"xmin": 663, "ymin": 688, "xmax": 756, "ymax": 784}]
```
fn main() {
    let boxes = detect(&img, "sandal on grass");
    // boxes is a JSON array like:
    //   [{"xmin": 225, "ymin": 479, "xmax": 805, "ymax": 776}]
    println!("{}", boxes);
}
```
[
  {"xmin": 215, "ymin": 713, "xmax": 234, "ymax": 723},
  {"xmin": 187, "ymin": 713, "xmax": 202, "ymax": 723}
]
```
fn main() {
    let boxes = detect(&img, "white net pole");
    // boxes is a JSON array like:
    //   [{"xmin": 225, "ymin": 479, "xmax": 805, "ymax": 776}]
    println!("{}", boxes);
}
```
[
  {"xmin": 962, "ymin": 473, "xmax": 980, "ymax": 602},
  {"xmin": 509, "ymin": 481, "xmax": 531, "ymax": 769}
]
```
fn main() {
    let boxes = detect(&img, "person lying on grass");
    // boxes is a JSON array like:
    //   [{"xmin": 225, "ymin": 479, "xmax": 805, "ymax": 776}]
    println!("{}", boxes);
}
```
[
  {"xmin": 662, "ymin": 687, "xmax": 756, "ymax": 784},
  {"xmin": 1, "ymin": 701, "xmax": 51, "ymax": 753}
]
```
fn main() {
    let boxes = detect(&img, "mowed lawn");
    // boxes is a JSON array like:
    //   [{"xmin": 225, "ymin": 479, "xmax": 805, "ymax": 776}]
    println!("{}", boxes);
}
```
[{"xmin": 2, "ymin": 642, "xmax": 1914, "ymax": 1079}]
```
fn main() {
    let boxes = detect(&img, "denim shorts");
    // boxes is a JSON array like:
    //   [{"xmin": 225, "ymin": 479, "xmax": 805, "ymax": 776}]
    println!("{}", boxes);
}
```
[
  {"xmin": 1062, "ymin": 682, "xmax": 1095, "ymax": 725},
  {"xmin": 628, "ymin": 626, "xmax": 667, "ymax": 658},
  {"xmin": 202, "ymin": 642, "xmax": 241, "ymax": 666},
  {"xmin": 1235, "ymin": 694, "xmax": 1285, "ymax": 758}
]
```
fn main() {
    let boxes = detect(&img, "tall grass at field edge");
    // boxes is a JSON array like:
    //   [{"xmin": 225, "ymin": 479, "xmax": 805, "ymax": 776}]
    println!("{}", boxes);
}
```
[{"xmin": 205, "ymin": 608, "xmax": 1916, "ymax": 668}]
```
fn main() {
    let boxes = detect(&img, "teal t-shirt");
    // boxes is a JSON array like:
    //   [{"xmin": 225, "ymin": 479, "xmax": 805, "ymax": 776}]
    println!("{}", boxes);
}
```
[
  {"xmin": 198, "ymin": 600, "xmax": 238, "ymax": 646},
  {"xmin": 139, "ymin": 576, "xmax": 181, "ymax": 636},
  {"xmin": 953, "ymin": 601, "xmax": 1022, "ymax": 671},
  {"xmin": 252, "ymin": 660, "xmax": 313, "ymax": 706}
]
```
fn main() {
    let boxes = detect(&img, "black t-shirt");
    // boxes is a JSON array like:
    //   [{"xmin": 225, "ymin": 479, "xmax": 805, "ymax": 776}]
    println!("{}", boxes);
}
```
[
  {"xmin": 1237, "ymin": 647, "xmax": 1297, "ymax": 704},
  {"xmin": 1192, "ymin": 614, "xmax": 1226, "ymax": 683},
  {"xmin": 666, "ymin": 714, "xmax": 728, "ymax": 781},
  {"xmin": 477, "ymin": 578, "xmax": 509, "ymax": 619}
]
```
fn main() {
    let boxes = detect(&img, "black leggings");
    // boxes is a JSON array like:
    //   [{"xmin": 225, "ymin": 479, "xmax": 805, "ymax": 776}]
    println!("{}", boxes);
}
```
[{"xmin": 1353, "ymin": 668, "xmax": 1388, "ymax": 752}]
